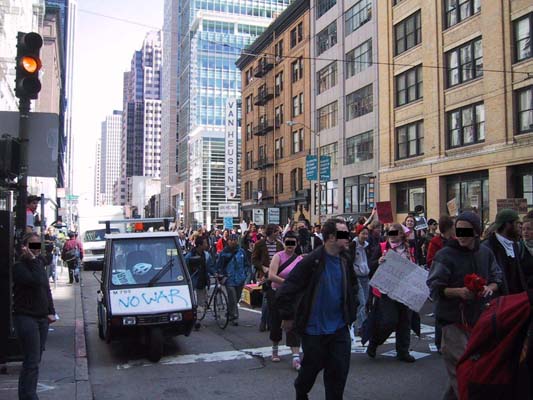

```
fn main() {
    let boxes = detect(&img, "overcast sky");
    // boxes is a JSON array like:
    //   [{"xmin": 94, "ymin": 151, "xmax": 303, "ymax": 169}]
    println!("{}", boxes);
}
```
[{"xmin": 72, "ymin": 0, "xmax": 163, "ymax": 210}]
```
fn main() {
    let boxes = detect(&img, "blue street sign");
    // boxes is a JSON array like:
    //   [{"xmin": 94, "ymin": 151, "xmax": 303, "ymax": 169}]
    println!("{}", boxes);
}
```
[
  {"xmin": 306, "ymin": 155, "xmax": 317, "ymax": 180},
  {"xmin": 320, "ymin": 155, "xmax": 331, "ymax": 181}
]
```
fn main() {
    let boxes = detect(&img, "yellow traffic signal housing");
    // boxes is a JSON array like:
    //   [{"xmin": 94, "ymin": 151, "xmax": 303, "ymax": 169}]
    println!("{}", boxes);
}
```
[{"xmin": 15, "ymin": 32, "xmax": 43, "ymax": 100}]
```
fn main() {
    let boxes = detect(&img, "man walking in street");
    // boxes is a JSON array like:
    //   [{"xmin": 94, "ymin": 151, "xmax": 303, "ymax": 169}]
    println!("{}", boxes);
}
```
[
  {"xmin": 482, "ymin": 209, "xmax": 526, "ymax": 295},
  {"xmin": 276, "ymin": 218, "xmax": 359, "ymax": 400},
  {"xmin": 427, "ymin": 212, "xmax": 502, "ymax": 399},
  {"xmin": 215, "ymin": 234, "xmax": 251, "ymax": 326}
]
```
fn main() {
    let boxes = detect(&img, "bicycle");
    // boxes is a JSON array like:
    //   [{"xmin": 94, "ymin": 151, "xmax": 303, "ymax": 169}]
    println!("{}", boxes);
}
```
[{"xmin": 197, "ymin": 274, "xmax": 229, "ymax": 329}]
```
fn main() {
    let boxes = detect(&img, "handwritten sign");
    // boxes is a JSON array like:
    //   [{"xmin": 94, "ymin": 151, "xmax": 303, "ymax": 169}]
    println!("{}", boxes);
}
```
[
  {"xmin": 109, "ymin": 285, "xmax": 192, "ymax": 315},
  {"xmin": 376, "ymin": 201, "xmax": 393, "ymax": 223},
  {"xmin": 447, "ymin": 198, "xmax": 458, "ymax": 216},
  {"xmin": 496, "ymin": 198, "xmax": 528, "ymax": 214},
  {"xmin": 369, "ymin": 251, "xmax": 429, "ymax": 312}
]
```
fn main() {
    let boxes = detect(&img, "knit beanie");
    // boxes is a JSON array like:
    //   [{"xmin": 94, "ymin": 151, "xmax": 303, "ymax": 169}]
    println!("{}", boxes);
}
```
[{"xmin": 455, "ymin": 211, "xmax": 481, "ymax": 235}]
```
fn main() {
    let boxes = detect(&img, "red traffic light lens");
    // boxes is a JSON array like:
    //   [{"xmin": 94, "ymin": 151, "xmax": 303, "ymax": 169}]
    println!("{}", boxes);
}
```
[{"xmin": 20, "ymin": 56, "xmax": 40, "ymax": 74}]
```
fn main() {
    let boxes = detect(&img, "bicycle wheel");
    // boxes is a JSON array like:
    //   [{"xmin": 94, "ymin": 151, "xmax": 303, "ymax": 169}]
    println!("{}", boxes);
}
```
[{"xmin": 213, "ymin": 287, "xmax": 229, "ymax": 329}]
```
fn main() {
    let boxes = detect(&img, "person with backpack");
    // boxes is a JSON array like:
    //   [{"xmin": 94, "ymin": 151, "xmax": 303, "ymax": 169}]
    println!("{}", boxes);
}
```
[
  {"xmin": 215, "ymin": 234, "xmax": 251, "ymax": 326},
  {"xmin": 427, "ymin": 211, "xmax": 502, "ymax": 400},
  {"xmin": 268, "ymin": 232, "xmax": 303, "ymax": 370},
  {"xmin": 62, "ymin": 231, "xmax": 83, "ymax": 284}
]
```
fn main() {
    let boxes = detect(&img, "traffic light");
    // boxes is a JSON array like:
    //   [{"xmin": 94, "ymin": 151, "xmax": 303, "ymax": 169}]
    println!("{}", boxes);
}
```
[{"xmin": 15, "ymin": 31, "xmax": 43, "ymax": 100}]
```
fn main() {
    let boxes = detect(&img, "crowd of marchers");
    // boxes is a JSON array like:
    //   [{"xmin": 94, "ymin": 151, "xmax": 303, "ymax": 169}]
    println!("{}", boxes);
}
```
[{"xmin": 177, "ymin": 206, "xmax": 533, "ymax": 400}]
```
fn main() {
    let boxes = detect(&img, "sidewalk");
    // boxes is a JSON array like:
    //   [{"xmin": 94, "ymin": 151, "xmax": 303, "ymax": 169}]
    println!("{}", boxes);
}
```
[{"xmin": 0, "ymin": 265, "xmax": 93, "ymax": 400}]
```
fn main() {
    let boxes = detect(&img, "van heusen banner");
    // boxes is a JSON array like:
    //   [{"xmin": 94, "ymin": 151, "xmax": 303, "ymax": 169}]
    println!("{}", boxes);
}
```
[{"xmin": 225, "ymin": 98, "xmax": 238, "ymax": 199}]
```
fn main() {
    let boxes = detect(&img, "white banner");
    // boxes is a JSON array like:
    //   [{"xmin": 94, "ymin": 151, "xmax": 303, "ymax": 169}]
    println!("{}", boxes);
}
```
[
  {"xmin": 219, "ymin": 202, "xmax": 239, "ymax": 218},
  {"xmin": 109, "ymin": 285, "xmax": 192, "ymax": 316},
  {"xmin": 253, "ymin": 209, "xmax": 264, "ymax": 225},
  {"xmin": 225, "ymin": 98, "xmax": 238, "ymax": 199},
  {"xmin": 369, "ymin": 250, "xmax": 429, "ymax": 312}
]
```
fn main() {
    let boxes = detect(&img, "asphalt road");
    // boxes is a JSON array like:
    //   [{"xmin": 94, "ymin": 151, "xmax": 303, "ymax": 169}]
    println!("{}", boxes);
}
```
[{"xmin": 81, "ymin": 270, "xmax": 447, "ymax": 399}]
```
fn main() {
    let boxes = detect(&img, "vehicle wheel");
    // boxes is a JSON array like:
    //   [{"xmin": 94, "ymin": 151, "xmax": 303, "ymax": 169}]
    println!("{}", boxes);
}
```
[
  {"xmin": 97, "ymin": 305, "xmax": 105, "ymax": 340},
  {"xmin": 213, "ymin": 288, "xmax": 229, "ymax": 329},
  {"xmin": 147, "ymin": 328, "xmax": 164, "ymax": 362}
]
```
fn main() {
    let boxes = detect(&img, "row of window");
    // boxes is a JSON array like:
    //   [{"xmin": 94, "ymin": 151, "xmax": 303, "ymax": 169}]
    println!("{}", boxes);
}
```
[
  {"xmin": 395, "ymin": 9, "xmax": 532, "ymax": 65},
  {"xmin": 243, "ymin": 168, "xmax": 304, "ymax": 199},
  {"xmin": 316, "ymin": 0, "xmax": 372, "ymax": 41}
]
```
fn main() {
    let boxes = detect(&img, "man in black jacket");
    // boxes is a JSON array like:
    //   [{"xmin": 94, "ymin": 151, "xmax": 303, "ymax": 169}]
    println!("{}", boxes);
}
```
[
  {"xmin": 482, "ymin": 209, "xmax": 526, "ymax": 295},
  {"xmin": 276, "ymin": 218, "xmax": 358, "ymax": 400}
]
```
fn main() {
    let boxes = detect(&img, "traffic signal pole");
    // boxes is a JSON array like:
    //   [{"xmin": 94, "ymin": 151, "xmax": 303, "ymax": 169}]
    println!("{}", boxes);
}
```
[{"xmin": 15, "ymin": 98, "xmax": 31, "ymax": 234}]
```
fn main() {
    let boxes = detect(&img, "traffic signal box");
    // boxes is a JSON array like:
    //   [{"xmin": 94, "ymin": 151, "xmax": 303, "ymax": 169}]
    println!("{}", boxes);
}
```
[{"xmin": 15, "ymin": 32, "xmax": 43, "ymax": 100}]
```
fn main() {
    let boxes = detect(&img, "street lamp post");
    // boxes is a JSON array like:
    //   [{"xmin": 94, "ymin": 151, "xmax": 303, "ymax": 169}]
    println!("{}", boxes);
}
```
[
  {"xmin": 165, "ymin": 184, "xmax": 172, "ymax": 218},
  {"xmin": 286, "ymin": 120, "xmax": 320, "ymax": 224}
]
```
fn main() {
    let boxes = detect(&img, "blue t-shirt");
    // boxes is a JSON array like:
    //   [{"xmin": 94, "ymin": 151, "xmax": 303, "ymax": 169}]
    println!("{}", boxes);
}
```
[{"xmin": 306, "ymin": 253, "xmax": 345, "ymax": 335}]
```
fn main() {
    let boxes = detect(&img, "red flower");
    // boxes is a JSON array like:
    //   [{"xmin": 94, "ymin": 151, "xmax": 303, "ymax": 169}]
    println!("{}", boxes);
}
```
[{"xmin": 464, "ymin": 273, "xmax": 486, "ymax": 295}]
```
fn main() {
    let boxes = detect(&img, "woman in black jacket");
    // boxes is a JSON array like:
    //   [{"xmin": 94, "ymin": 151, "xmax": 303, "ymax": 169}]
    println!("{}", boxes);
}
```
[{"xmin": 13, "ymin": 232, "xmax": 56, "ymax": 400}]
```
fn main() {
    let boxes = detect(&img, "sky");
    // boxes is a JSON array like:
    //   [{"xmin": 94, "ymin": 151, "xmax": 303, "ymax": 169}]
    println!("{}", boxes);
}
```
[{"xmin": 72, "ymin": 0, "xmax": 164, "ymax": 210}]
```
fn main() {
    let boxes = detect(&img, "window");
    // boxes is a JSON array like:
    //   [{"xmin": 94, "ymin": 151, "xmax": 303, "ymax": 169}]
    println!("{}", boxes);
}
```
[
  {"xmin": 290, "ymin": 22, "xmax": 304, "ymax": 48},
  {"xmin": 446, "ymin": 37, "xmax": 483, "ymax": 87},
  {"xmin": 292, "ymin": 129, "xmax": 304, "ymax": 153},
  {"xmin": 244, "ymin": 181, "xmax": 253, "ymax": 200},
  {"xmin": 345, "ymin": 130, "xmax": 373, "ymax": 164},
  {"xmin": 291, "ymin": 168, "xmax": 303, "ymax": 191},
  {"xmin": 345, "ymin": 0, "xmax": 372, "ymax": 36},
  {"xmin": 258, "ymin": 177, "xmax": 267, "ymax": 192},
  {"xmin": 396, "ymin": 121, "xmax": 424, "ymax": 159},
  {"xmin": 445, "ymin": 0, "xmax": 480, "ymax": 29},
  {"xmin": 292, "ymin": 95, "xmax": 300, "ymax": 117},
  {"xmin": 344, "ymin": 175, "xmax": 372, "ymax": 214},
  {"xmin": 299, "ymin": 93, "xmax": 304, "ymax": 115},
  {"xmin": 275, "ymin": 72, "xmax": 284, "ymax": 96},
  {"xmin": 346, "ymin": 39, "xmax": 372, "ymax": 78},
  {"xmin": 245, "ymin": 69, "xmax": 253, "ymax": 86},
  {"xmin": 515, "ymin": 164, "xmax": 533, "ymax": 211},
  {"xmin": 516, "ymin": 86, "xmax": 533, "ymax": 135},
  {"xmin": 246, "ymin": 124, "xmax": 252, "ymax": 140},
  {"xmin": 317, "ymin": 62, "xmax": 337, "ymax": 93},
  {"xmin": 315, "ymin": 180, "xmax": 338, "ymax": 215},
  {"xmin": 447, "ymin": 103, "xmax": 485, "ymax": 148},
  {"xmin": 320, "ymin": 142, "xmax": 338, "ymax": 168},
  {"xmin": 275, "ymin": 105, "xmax": 284, "ymax": 128},
  {"xmin": 514, "ymin": 14, "xmax": 532, "ymax": 63},
  {"xmin": 395, "ymin": 65, "xmax": 423, "ymax": 107},
  {"xmin": 298, "ymin": 22, "xmax": 303, "ymax": 42},
  {"xmin": 346, "ymin": 84, "xmax": 373, "ymax": 120},
  {"xmin": 396, "ymin": 180, "xmax": 426, "ymax": 213},
  {"xmin": 317, "ymin": 102, "xmax": 338, "ymax": 131},
  {"xmin": 395, "ymin": 11, "xmax": 421, "ymax": 56},
  {"xmin": 291, "ymin": 57, "xmax": 303, "ymax": 82},
  {"xmin": 275, "ymin": 173, "xmax": 284, "ymax": 194},
  {"xmin": 258, "ymin": 145, "xmax": 266, "ymax": 161},
  {"xmin": 317, "ymin": 21, "xmax": 337, "ymax": 55},
  {"xmin": 245, "ymin": 151, "xmax": 253, "ymax": 170},
  {"xmin": 275, "ymin": 40, "xmax": 283, "ymax": 60},
  {"xmin": 317, "ymin": 0, "xmax": 336, "ymax": 19},
  {"xmin": 275, "ymin": 137, "xmax": 284, "ymax": 159},
  {"xmin": 246, "ymin": 95, "xmax": 253, "ymax": 113},
  {"xmin": 447, "ymin": 171, "xmax": 489, "ymax": 225}
]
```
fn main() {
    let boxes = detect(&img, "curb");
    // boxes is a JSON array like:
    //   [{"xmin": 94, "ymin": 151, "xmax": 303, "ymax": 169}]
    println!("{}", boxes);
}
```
[{"xmin": 74, "ymin": 280, "xmax": 94, "ymax": 400}]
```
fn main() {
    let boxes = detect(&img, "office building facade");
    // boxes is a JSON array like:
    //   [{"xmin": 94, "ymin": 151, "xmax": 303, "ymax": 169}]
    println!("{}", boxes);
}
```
[{"xmin": 99, "ymin": 111, "xmax": 122, "ymax": 206}]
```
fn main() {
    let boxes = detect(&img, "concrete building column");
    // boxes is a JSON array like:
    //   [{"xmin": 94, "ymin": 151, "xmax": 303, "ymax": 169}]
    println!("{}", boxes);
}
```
[
  {"xmin": 425, "ymin": 175, "xmax": 443, "ymax": 220},
  {"xmin": 488, "ymin": 166, "xmax": 512, "ymax": 222}
]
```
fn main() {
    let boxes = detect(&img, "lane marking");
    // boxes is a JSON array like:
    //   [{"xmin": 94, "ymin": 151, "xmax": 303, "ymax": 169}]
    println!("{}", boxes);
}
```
[
  {"xmin": 238, "ymin": 305, "xmax": 262, "ymax": 315},
  {"xmin": 381, "ymin": 350, "xmax": 431, "ymax": 360}
]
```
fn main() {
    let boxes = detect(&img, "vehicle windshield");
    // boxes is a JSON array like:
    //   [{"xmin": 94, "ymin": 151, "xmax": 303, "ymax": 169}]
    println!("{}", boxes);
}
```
[
  {"xmin": 84, "ymin": 229, "xmax": 119, "ymax": 242},
  {"xmin": 109, "ymin": 237, "xmax": 186, "ymax": 287}
]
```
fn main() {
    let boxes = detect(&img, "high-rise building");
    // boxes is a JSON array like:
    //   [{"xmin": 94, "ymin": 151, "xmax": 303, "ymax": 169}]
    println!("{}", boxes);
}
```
[
  {"xmin": 237, "ymin": 0, "xmax": 312, "ymax": 224},
  {"xmin": 310, "ymin": 0, "xmax": 378, "ymax": 222},
  {"xmin": 120, "ymin": 31, "xmax": 163, "ymax": 207},
  {"xmin": 99, "ymin": 111, "xmax": 122, "ymax": 206},
  {"xmin": 94, "ymin": 139, "xmax": 101, "ymax": 206},
  {"xmin": 163, "ymin": 0, "xmax": 293, "ymax": 228},
  {"xmin": 378, "ymin": 0, "xmax": 533, "ymax": 224}
]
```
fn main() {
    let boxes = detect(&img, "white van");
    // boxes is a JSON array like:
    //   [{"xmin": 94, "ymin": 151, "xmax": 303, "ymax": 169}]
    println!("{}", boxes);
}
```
[{"xmin": 82, "ymin": 228, "xmax": 119, "ymax": 270}]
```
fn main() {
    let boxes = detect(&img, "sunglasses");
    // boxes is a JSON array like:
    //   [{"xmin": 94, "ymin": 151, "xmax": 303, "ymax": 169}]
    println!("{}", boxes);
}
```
[
  {"xmin": 456, "ymin": 228, "xmax": 475, "ymax": 238},
  {"xmin": 335, "ymin": 231, "xmax": 350, "ymax": 240},
  {"xmin": 284, "ymin": 240, "xmax": 297, "ymax": 246},
  {"xmin": 28, "ymin": 242, "xmax": 41, "ymax": 250},
  {"xmin": 388, "ymin": 230, "xmax": 399, "ymax": 236}
]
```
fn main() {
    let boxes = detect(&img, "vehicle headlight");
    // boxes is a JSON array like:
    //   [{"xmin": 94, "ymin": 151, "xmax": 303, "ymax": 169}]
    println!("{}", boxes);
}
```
[
  {"xmin": 169, "ymin": 313, "xmax": 182, "ymax": 322},
  {"xmin": 122, "ymin": 316, "xmax": 136, "ymax": 325},
  {"xmin": 84, "ymin": 250, "xmax": 92, "ymax": 256}
]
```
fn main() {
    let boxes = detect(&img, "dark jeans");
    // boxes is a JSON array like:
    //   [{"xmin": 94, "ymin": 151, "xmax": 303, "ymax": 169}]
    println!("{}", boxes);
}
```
[
  {"xmin": 269, "ymin": 291, "xmax": 300, "ymax": 348},
  {"xmin": 295, "ymin": 326, "xmax": 351, "ymax": 400},
  {"xmin": 226, "ymin": 285, "xmax": 244, "ymax": 321},
  {"xmin": 369, "ymin": 295, "xmax": 411, "ymax": 356},
  {"xmin": 13, "ymin": 315, "xmax": 49, "ymax": 400}
]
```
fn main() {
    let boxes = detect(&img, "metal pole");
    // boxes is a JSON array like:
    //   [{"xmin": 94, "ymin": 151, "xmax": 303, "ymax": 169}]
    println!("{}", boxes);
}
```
[{"xmin": 15, "ymin": 98, "xmax": 31, "ymax": 235}]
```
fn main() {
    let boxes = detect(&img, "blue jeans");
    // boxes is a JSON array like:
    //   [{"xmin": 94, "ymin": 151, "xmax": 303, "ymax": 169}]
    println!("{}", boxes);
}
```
[
  {"xmin": 14, "ymin": 315, "xmax": 49, "ymax": 400},
  {"xmin": 356, "ymin": 275, "xmax": 370, "ymax": 332}
]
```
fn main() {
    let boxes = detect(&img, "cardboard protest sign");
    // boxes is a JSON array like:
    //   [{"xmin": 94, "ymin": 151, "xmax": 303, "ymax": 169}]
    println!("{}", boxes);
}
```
[
  {"xmin": 376, "ymin": 201, "xmax": 393, "ymax": 224},
  {"xmin": 496, "ymin": 199, "xmax": 528, "ymax": 214}
]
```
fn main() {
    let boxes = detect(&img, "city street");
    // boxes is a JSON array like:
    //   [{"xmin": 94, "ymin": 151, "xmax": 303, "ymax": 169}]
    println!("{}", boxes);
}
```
[{"xmin": 81, "ymin": 271, "xmax": 447, "ymax": 399}]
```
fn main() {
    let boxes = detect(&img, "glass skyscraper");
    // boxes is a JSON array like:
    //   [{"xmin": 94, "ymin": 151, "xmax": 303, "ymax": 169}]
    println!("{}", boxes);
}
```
[{"xmin": 164, "ymin": 0, "xmax": 292, "ymax": 228}]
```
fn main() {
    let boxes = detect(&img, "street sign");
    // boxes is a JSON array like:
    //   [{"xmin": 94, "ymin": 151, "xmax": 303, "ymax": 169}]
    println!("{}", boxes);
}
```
[
  {"xmin": 306, "ymin": 155, "xmax": 317, "ymax": 180},
  {"xmin": 66, "ymin": 194, "xmax": 79, "ymax": 201},
  {"xmin": 267, "ymin": 208, "xmax": 280, "ymax": 224},
  {"xmin": 320, "ymin": 155, "xmax": 331, "ymax": 181},
  {"xmin": 253, "ymin": 209, "xmax": 264, "ymax": 225},
  {"xmin": 218, "ymin": 202, "xmax": 239, "ymax": 218},
  {"xmin": 223, "ymin": 216, "xmax": 234, "ymax": 230}
]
